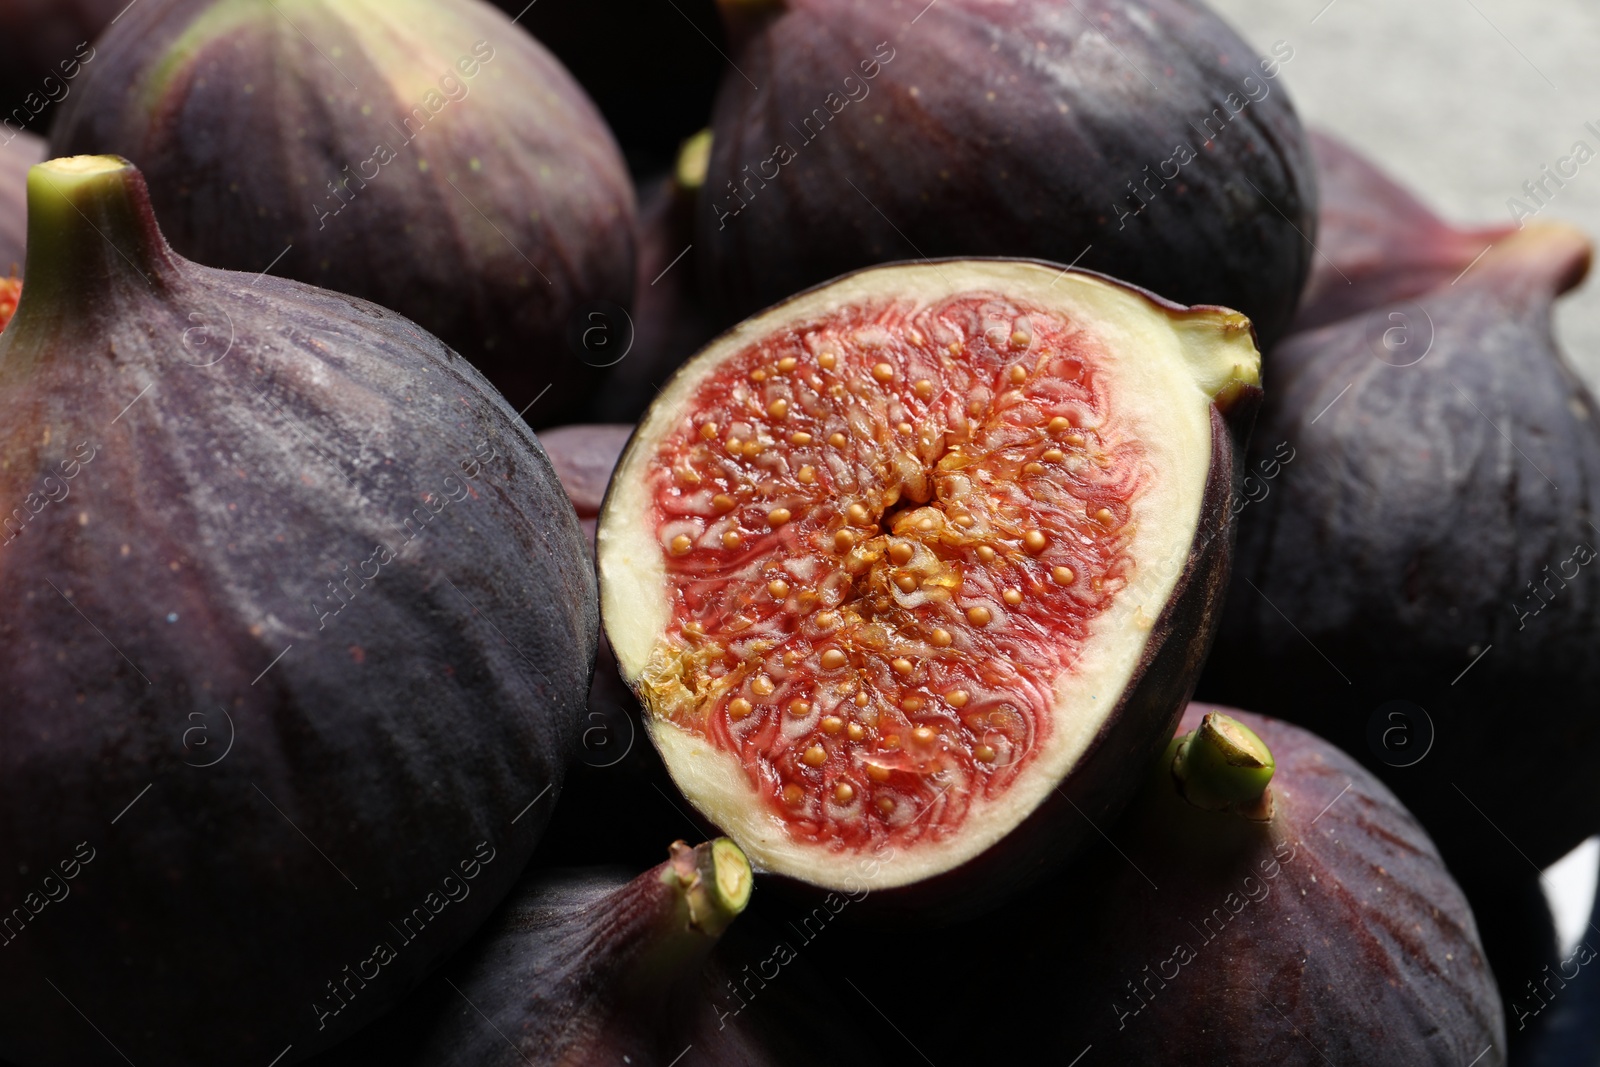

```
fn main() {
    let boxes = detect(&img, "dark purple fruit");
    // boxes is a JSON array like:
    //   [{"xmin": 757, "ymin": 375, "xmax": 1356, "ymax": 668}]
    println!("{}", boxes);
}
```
[
  {"xmin": 0, "ymin": 1, "xmax": 111, "ymax": 134},
  {"xmin": 306, "ymin": 839, "xmax": 882, "ymax": 1066},
  {"xmin": 1293, "ymin": 129, "xmax": 1514, "ymax": 333},
  {"xmin": 696, "ymin": 0, "xmax": 1315, "ymax": 349},
  {"xmin": 51, "ymin": 0, "xmax": 637, "ymax": 427},
  {"xmin": 1199, "ymin": 221, "xmax": 1599, "ymax": 890},
  {"xmin": 597, "ymin": 132, "xmax": 720, "ymax": 423},
  {"xmin": 838, "ymin": 705, "xmax": 1505, "ymax": 1065},
  {"xmin": 0, "ymin": 155, "xmax": 596, "ymax": 1066},
  {"xmin": 490, "ymin": 0, "xmax": 726, "ymax": 168},
  {"xmin": 597, "ymin": 259, "xmax": 1261, "ymax": 911}
]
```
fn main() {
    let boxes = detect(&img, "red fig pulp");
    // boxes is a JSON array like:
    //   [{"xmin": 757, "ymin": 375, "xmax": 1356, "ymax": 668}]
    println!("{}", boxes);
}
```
[{"xmin": 599, "ymin": 259, "xmax": 1259, "ymax": 904}]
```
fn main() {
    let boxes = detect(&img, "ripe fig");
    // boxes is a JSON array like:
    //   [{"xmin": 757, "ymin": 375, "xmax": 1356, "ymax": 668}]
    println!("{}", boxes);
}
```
[
  {"xmin": 597, "ymin": 132, "xmax": 720, "ymax": 423},
  {"xmin": 597, "ymin": 259, "xmax": 1261, "ymax": 910},
  {"xmin": 51, "ymin": 0, "xmax": 637, "ymax": 426},
  {"xmin": 696, "ymin": 0, "xmax": 1316, "ymax": 349},
  {"xmin": 1200, "ymin": 221, "xmax": 1598, "ymax": 890},
  {"xmin": 0, "ymin": 156, "xmax": 596, "ymax": 1065},
  {"xmin": 1293, "ymin": 128, "xmax": 1514, "ymax": 332},
  {"xmin": 0, "ymin": 130, "xmax": 44, "ymax": 276},
  {"xmin": 493, "ymin": 0, "xmax": 726, "ymax": 166},
  {"xmin": 306, "ymin": 839, "xmax": 882, "ymax": 1066},
  {"xmin": 842, "ymin": 705, "xmax": 1504, "ymax": 1064}
]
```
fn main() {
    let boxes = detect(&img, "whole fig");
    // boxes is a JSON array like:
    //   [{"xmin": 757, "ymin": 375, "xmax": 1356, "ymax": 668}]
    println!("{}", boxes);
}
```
[
  {"xmin": 0, "ymin": 155, "xmax": 596, "ymax": 1066},
  {"xmin": 1200, "ymin": 221, "xmax": 1599, "ymax": 890},
  {"xmin": 51, "ymin": 0, "xmax": 637, "ymax": 426},
  {"xmin": 0, "ymin": 129, "xmax": 44, "ymax": 276},
  {"xmin": 696, "ymin": 0, "xmax": 1316, "ymax": 348}
]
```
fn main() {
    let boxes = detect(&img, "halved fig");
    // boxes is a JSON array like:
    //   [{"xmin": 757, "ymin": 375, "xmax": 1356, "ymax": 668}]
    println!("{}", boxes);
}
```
[
  {"xmin": 1293, "ymin": 129, "xmax": 1515, "ymax": 332},
  {"xmin": 598, "ymin": 260, "xmax": 1261, "ymax": 905}
]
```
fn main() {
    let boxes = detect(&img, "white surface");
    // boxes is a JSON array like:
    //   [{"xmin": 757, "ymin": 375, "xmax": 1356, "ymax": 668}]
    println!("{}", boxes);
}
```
[{"xmin": 1207, "ymin": 0, "xmax": 1600, "ymax": 946}]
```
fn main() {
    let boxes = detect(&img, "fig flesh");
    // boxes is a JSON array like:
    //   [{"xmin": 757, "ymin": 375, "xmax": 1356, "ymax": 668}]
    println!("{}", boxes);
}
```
[
  {"xmin": 598, "ymin": 259, "xmax": 1260, "ymax": 907},
  {"xmin": 306, "ymin": 839, "xmax": 881, "ymax": 1066},
  {"xmin": 843, "ymin": 705, "xmax": 1505, "ymax": 1064},
  {"xmin": 1293, "ymin": 129, "xmax": 1515, "ymax": 332},
  {"xmin": 1200, "ymin": 222, "xmax": 1600, "ymax": 888},
  {"xmin": 697, "ymin": 0, "xmax": 1316, "ymax": 349},
  {"xmin": 51, "ymin": 0, "xmax": 638, "ymax": 426},
  {"xmin": 0, "ymin": 156, "xmax": 596, "ymax": 1066}
]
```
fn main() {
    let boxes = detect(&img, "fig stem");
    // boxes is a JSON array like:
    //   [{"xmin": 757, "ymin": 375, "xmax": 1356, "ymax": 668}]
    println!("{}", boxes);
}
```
[
  {"xmin": 1170, "ymin": 712, "xmax": 1275, "ymax": 821},
  {"xmin": 676, "ymin": 130, "xmax": 713, "ymax": 194},
  {"xmin": 8, "ymin": 156, "xmax": 176, "ymax": 347},
  {"xmin": 665, "ymin": 836, "xmax": 753, "ymax": 939}
]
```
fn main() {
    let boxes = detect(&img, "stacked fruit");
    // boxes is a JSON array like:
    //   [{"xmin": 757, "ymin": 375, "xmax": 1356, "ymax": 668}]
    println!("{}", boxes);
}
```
[{"xmin": 0, "ymin": 1, "xmax": 1587, "ymax": 1065}]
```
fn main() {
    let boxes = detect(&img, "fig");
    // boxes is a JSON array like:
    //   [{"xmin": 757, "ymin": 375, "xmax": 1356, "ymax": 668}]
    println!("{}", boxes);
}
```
[
  {"xmin": 51, "ymin": 0, "xmax": 637, "ymax": 426},
  {"xmin": 1293, "ymin": 129, "xmax": 1514, "ymax": 332},
  {"xmin": 496, "ymin": 0, "xmax": 727, "ymax": 167},
  {"xmin": 306, "ymin": 839, "xmax": 882, "ymax": 1066},
  {"xmin": 0, "ymin": 156, "xmax": 596, "ymax": 1065},
  {"xmin": 1199, "ymin": 221, "xmax": 1600, "ymax": 890},
  {"xmin": 597, "ymin": 259, "xmax": 1261, "ymax": 908},
  {"xmin": 598, "ymin": 132, "xmax": 720, "ymax": 423},
  {"xmin": 841, "ymin": 705, "xmax": 1504, "ymax": 1064},
  {"xmin": 696, "ymin": 0, "xmax": 1316, "ymax": 349}
]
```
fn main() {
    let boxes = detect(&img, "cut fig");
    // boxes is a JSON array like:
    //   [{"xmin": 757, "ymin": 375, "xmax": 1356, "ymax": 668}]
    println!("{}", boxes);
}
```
[
  {"xmin": 598, "ymin": 260, "xmax": 1260, "ymax": 904},
  {"xmin": 1200, "ymin": 221, "xmax": 1599, "ymax": 890},
  {"xmin": 697, "ymin": 0, "xmax": 1317, "ymax": 349},
  {"xmin": 835, "ymin": 705, "xmax": 1506, "ymax": 1064},
  {"xmin": 308, "ymin": 839, "xmax": 884, "ymax": 1066},
  {"xmin": 51, "ymin": 0, "xmax": 637, "ymax": 425},
  {"xmin": 1292, "ymin": 128, "xmax": 1515, "ymax": 332},
  {"xmin": 0, "ymin": 156, "xmax": 597, "ymax": 1065}
]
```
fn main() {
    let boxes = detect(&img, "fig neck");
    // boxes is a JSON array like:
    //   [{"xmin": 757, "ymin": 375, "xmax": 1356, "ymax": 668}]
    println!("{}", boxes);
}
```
[
  {"xmin": 1466, "ymin": 222, "xmax": 1592, "ymax": 304},
  {"xmin": 6, "ymin": 156, "xmax": 180, "ymax": 347},
  {"xmin": 1169, "ymin": 712, "xmax": 1275, "ymax": 822},
  {"xmin": 610, "ymin": 839, "xmax": 753, "ymax": 1002}
]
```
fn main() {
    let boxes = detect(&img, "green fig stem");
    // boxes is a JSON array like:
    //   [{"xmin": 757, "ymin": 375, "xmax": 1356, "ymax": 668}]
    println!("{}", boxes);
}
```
[
  {"xmin": 624, "ymin": 838, "xmax": 752, "ymax": 998},
  {"xmin": 7, "ymin": 156, "xmax": 177, "ymax": 347},
  {"xmin": 1170, "ymin": 712, "xmax": 1275, "ymax": 821},
  {"xmin": 676, "ymin": 130, "xmax": 712, "ymax": 195}
]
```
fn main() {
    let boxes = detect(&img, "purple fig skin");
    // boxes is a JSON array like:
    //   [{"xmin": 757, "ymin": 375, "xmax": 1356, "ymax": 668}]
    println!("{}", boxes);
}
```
[
  {"xmin": 1292, "ymin": 129, "xmax": 1515, "ymax": 333},
  {"xmin": 696, "ymin": 0, "xmax": 1316, "ymax": 349},
  {"xmin": 0, "ymin": 157, "xmax": 597, "ymax": 1066},
  {"xmin": 539, "ymin": 423, "xmax": 638, "ymax": 523},
  {"xmin": 1199, "ymin": 222, "xmax": 1598, "ymax": 890},
  {"xmin": 49, "ymin": 0, "xmax": 637, "ymax": 428},
  {"xmin": 827, "ymin": 705, "xmax": 1504, "ymax": 1065},
  {"xmin": 1040, "ymin": 705, "xmax": 1504, "ymax": 1065},
  {"xmin": 0, "ymin": 131, "xmax": 45, "ymax": 274},
  {"xmin": 301, "ymin": 840, "xmax": 883, "ymax": 1067}
]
